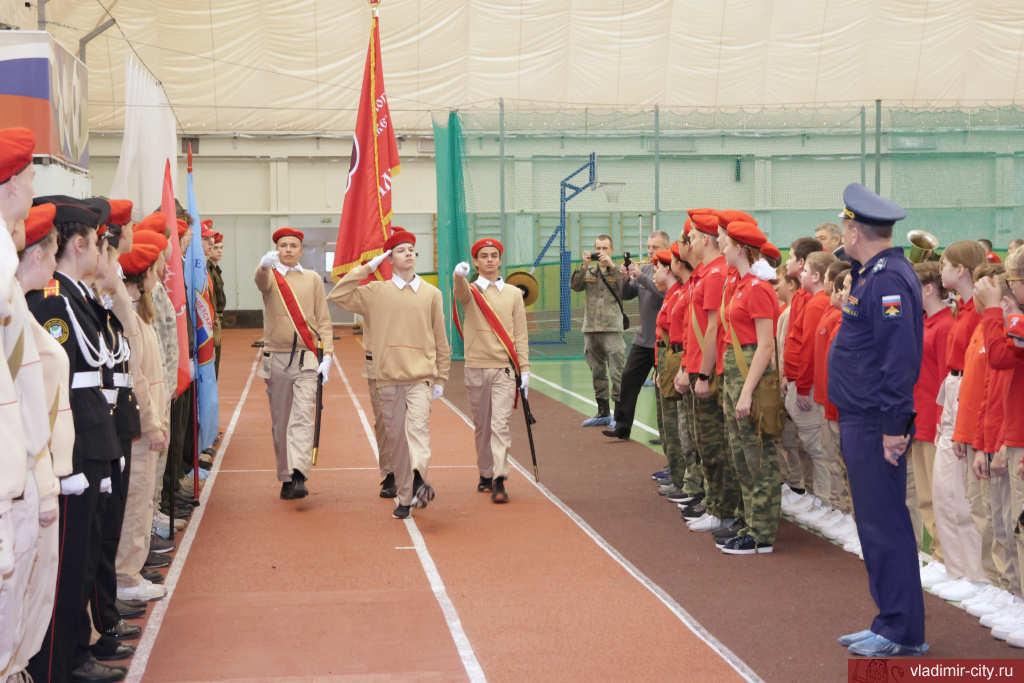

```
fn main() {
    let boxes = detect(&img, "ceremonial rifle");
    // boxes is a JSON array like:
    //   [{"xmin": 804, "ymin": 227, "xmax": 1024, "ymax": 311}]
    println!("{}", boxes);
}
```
[
  {"xmin": 517, "ymin": 374, "xmax": 540, "ymax": 482},
  {"xmin": 312, "ymin": 336, "xmax": 325, "ymax": 466}
]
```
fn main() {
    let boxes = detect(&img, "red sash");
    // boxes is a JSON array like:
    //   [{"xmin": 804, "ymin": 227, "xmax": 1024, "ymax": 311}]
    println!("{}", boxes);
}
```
[
  {"xmin": 272, "ymin": 269, "xmax": 318, "ymax": 354},
  {"xmin": 453, "ymin": 283, "xmax": 521, "ymax": 377}
]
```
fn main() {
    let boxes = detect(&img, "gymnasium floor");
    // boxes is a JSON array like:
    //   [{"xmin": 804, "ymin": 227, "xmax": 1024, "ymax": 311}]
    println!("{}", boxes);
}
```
[{"xmin": 125, "ymin": 329, "xmax": 1021, "ymax": 683}]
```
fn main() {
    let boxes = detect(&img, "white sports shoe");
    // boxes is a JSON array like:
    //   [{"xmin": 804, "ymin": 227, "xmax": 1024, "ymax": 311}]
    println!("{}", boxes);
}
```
[
  {"xmin": 1007, "ymin": 627, "xmax": 1024, "ymax": 648},
  {"xmin": 934, "ymin": 578, "xmax": 989, "ymax": 602},
  {"xmin": 782, "ymin": 494, "xmax": 817, "ymax": 516},
  {"xmin": 967, "ymin": 589, "xmax": 1016, "ymax": 618},
  {"xmin": 811, "ymin": 509, "xmax": 845, "ymax": 531},
  {"xmin": 992, "ymin": 614, "xmax": 1024, "ymax": 640},
  {"xmin": 981, "ymin": 601, "xmax": 1024, "ymax": 628},
  {"xmin": 117, "ymin": 578, "xmax": 166, "ymax": 602},
  {"xmin": 686, "ymin": 512, "xmax": 710, "ymax": 528},
  {"xmin": 823, "ymin": 515, "xmax": 856, "ymax": 540},
  {"xmin": 843, "ymin": 537, "xmax": 861, "ymax": 555},
  {"xmin": 961, "ymin": 585, "xmax": 1001, "ymax": 609},
  {"xmin": 919, "ymin": 560, "xmax": 948, "ymax": 588},
  {"xmin": 689, "ymin": 515, "xmax": 733, "ymax": 533},
  {"xmin": 795, "ymin": 501, "xmax": 832, "ymax": 525}
]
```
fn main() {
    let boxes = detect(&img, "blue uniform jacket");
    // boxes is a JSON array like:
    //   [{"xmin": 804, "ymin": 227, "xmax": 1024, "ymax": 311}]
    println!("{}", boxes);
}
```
[{"xmin": 828, "ymin": 246, "xmax": 923, "ymax": 436}]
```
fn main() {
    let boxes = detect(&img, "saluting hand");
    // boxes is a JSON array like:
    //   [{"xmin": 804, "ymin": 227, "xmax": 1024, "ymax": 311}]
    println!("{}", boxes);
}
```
[{"xmin": 367, "ymin": 250, "xmax": 392, "ymax": 272}]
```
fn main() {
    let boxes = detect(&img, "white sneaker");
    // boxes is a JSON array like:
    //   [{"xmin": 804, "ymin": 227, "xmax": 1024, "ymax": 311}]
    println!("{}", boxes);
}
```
[
  {"xmin": 981, "ymin": 601, "xmax": 1024, "ymax": 628},
  {"xmin": 117, "ymin": 579, "xmax": 166, "ymax": 602},
  {"xmin": 1007, "ymin": 627, "xmax": 1024, "ymax": 648},
  {"xmin": 154, "ymin": 511, "xmax": 186, "ymax": 531},
  {"xmin": 811, "ymin": 509, "xmax": 845, "ymax": 531},
  {"xmin": 992, "ymin": 614, "xmax": 1024, "ymax": 640},
  {"xmin": 823, "ymin": 515, "xmax": 857, "ymax": 540},
  {"xmin": 843, "ymin": 536, "xmax": 861, "ymax": 554},
  {"xmin": 686, "ymin": 513, "xmax": 709, "ymax": 528},
  {"xmin": 782, "ymin": 494, "xmax": 816, "ymax": 516},
  {"xmin": 919, "ymin": 561, "xmax": 948, "ymax": 588},
  {"xmin": 690, "ymin": 515, "xmax": 733, "ymax": 533},
  {"xmin": 795, "ymin": 501, "xmax": 832, "ymax": 525},
  {"xmin": 961, "ymin": 585, "xmax": 1001, "ymax": 610},
  {"xmin": 935, "ymin": 579, "xmax": 989, "ymax": 602},
  {"xmin": 968, "ymin": 589, "xmax": 1016, "ymax": 617}
]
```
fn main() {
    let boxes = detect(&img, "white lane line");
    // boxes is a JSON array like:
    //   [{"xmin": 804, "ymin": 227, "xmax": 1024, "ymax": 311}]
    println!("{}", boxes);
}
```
[
  {"xmin": 127, "ymin": 348, "xmax": 262, "ymax": 683},
  {"xmin": 529, "ymin": 372, "xmax": 658, "ymax": 435},
  {"xmin": 440, "ymin": 396, "xmax": 764, "ymax": 683},
  {"xmin": 339, "ymin": 359, "xmax": 486, "ymax": 683}
]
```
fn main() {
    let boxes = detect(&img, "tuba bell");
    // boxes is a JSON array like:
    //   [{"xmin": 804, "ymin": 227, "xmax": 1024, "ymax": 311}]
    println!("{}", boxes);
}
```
[{"xmin": 907, "ymin": 229, "xmax": 940, "ymax": 264}]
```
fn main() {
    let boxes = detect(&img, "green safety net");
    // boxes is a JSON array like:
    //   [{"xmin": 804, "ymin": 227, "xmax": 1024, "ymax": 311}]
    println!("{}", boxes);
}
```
[{"xmin": 434, "ymin": 103, "xmax": 1024, "ymax": 361}]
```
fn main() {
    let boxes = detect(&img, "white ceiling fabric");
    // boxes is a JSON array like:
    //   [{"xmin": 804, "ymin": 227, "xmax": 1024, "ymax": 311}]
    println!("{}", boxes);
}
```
[{"xmin": 4, "ymin": 0, "xmax": 1024, "ymax": 134}]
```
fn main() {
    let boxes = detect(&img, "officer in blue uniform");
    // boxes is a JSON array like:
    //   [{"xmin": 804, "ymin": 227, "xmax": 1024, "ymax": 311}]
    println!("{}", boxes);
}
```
[{"xmin": 828, "ymin": 183, "xmax": 928, "ymax": 657}]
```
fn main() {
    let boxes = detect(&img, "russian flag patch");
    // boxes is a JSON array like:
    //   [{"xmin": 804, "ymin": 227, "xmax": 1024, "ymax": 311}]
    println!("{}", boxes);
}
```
[{"xmin": 882, "ymin": 294, "xmax": 902, "ymax": 318}]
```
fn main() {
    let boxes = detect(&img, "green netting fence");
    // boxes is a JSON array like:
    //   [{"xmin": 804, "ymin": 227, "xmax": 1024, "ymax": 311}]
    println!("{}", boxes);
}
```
[{"xmin": 434, "ymin": 103, "xmax": 1024, "ymax": 361}]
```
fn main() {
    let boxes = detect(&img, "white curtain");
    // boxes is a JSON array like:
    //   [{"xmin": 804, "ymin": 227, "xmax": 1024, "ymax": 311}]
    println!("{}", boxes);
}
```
[{"xmin": 109, "ymin": 52, "xmax": 178, "ymax": 219}]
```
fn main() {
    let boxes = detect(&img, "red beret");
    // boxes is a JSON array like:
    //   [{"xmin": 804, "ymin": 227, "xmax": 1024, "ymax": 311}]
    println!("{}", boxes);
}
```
[
  {"xmin": 119, "ymin": 244, "xmax": 161, "ymax": 276},
  {"xmin": 24, "ymin": 203, "xmax": 56, "ymax": 249},
  {"xmin": 472, "ymin": 238, "xmax": 503, "ymax": 258},
  {"xmin": 686, "ymin": 208, "xmax": 716, "ymax": 219},
  {"xmin": 107, "ymin": 199, "xmax": 133, "ymax": 226},
  {"xmin": 272, "ymin": 227, "xmax": 304, "ymax": 244},
  {"xmin": 717, "ymin": 210, "xmax": 756, "ymax": 228},
  {"xmin": 692, "ymin": 214, "xmax": 720, "ymax": 236},
  {"xmin": 726, "ymin": 221, "xmax": 767, "ymax": 248},
  {"xmin": 761, "ymin": 242, "xmax": 781, "ymax": 260},
  {"xmin": 0, "ymin": 127, "xmax": 35, "ymax": 184},
  {"xmin": 669, "ymin": 242, "xmax": 681, "ymax": 260},
  {"xmin": 684, "ymin": 219, "xmax": 692, "ymax": 236},
  {"xmin": 654, "ymin": 249, "xmax": 673, "ymax": 267},
  {"xmin": 383, "ymin": 227, "xmax": 415, "ymax": 252},
  {"xmin": 201, "ymin": 219, "xmax": 213, "ymax": 230},
  {"xmin": 176, "ymin": 219, "xmax": 190, "ymax": 238},
  {"xmin": 135, "ymin": 212, "xmax": 169, "ymax": 235},
  {"xmin": 134, "ymin": 229, "xmax": 169, "ymax": 253},
  {"xmin": 986, "ymin": 251, "xmax": 1002, "ymax": 264},
  {"xmin": 213, "ymin": 232, "xmax": 223, "ymax": 244},
  {"xmin": 200, "ymin": 224, "xmax": 216, "ymax": 238}
]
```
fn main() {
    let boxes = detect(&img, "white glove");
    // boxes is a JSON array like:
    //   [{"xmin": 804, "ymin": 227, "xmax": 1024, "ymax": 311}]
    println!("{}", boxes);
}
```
[
  {"xmin": 454, "ymin": 261, "xmax": 470, "ymax": 278},
  {"xmin": 431, "ymin": 384, "xmax": 444, "ymax": 401},
  {"xmin": 0, "ymin": 514, "xmax": 14, "ymax": 576},
  {"xmin": 120, "ymin": 456, "xmax": 126, "ymax": 472},
  {"xmin": 60, "ymin": 473, "xmax": 89, "ymax": 496},
  {"xmin": 367, "ymin": 250, "xmax": 392, "ymax": 272},
  {"xmin": 100, "ymin": 477, "xmax": 112, "ymax": 494},
  {"xmin": 520, "ymin": 372, "xmax": 530, "ymax": 399},
  {"xmin": 260, "ymin": 250, "xmax": 280, "ymax": 268},
  {"xmin": 317, "ymin": 355, "xmax": 333, "ymax": 385}
]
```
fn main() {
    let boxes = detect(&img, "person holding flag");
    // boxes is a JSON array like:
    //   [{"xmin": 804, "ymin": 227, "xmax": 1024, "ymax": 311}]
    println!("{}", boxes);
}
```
[
  {"xmin": 452, "ymin": 238, "xmax": 530, "ymax": 503},
  {"xmin": 255, "ymin": 228, "xmax": 334, "ymax": 500}
]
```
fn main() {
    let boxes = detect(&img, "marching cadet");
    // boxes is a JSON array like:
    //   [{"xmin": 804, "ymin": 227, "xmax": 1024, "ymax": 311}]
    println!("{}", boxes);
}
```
[
  {"xmin": 361, "ymin": 318, "xmax": 396, "ymax": 498},
  {"xmin": 715, "ymin": 220, "xmax": 782, "ymax": 554},
  {"xmin": 829, "ymin": 182, "xmax": 928, "ymax": 657},
  {"xmin": 453, "ymin": 237, "xmax": 530, "ymax": 503},
  {"xmin": 331, "ymin": 228, "xmax": 451, "ymax": 520},
  {"xmin": 8, "ymin": 205, "xmax": 73, "ymax": 681},
  {"xmin": 254, "ymin": 228, "xmax": 334, "ymax": 499},
  {"xmin": 26, "ymin": 197, "xmax": 126, "ymax": 683}
]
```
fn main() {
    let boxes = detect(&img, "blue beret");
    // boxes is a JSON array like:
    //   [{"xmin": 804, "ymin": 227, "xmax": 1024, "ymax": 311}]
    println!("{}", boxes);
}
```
[{"xmin": 839, "ymin": 183, "xmax": 906, "ymax": 227}]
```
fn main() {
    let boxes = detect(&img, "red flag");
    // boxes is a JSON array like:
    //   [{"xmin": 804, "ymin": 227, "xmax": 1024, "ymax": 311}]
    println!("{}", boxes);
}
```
[
  {"xmin": 331, "ymin": 15, "xmax": 401, "ymax": 283},
  {"xmin": 161, "ymin": 159, "xmax": 190, "ymax": 398}
]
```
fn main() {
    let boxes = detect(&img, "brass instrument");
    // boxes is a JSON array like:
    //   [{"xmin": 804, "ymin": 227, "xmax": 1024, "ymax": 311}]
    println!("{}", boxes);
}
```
[
  {"xmin": 506, "ymin": 271, "xmax": 539, "ymax": 306},
  {"xmin": 907, "ymin": 229, "xmax": 940, "ymax": 264}
]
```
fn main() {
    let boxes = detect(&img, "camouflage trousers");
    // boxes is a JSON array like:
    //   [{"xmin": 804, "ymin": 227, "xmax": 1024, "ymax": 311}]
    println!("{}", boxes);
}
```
[
  {"xmin": 689, "ymin": 372, "xmax": 742, "ymax": 521},
  {"xmin": 583, "ymin": 332, "xmax": 625, "ymax": 403},
  {"xmin": 722, "ymin": 346, "xmax": 782, "ymax": 545},
  {"xmin": 655, "ymin": 354, "xmax": 703, "ymax": 494}
]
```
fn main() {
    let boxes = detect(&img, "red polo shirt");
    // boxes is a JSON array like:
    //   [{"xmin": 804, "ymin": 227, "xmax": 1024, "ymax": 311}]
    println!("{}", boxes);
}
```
[
  {"xmin": 814, "ymin": 306, "xmax": 842, "ymax": 407},
  {"xmin": 795, "ymin": 290, "xmax": 831, "ymax": 396},
  {"xmin": 685, "ymin": 256, "xmax": 727, "ymax": 375},
  {"xmin": 913, "ymin": 306, "xmax": 955, "ymax": 443},
  {"xmin": 982, "ymin": 308, "xmax": 1024, "ymax": 449},
  {"xmin": 669, "ymin": 279, "xmax": 691, "ymax": 348},
  {"xmin": 724, "ymin": 273, "xmax": 778, "ymax": 346},
  {"xmin": 953, "ymin": 326, "xmax": 988, "ymax": 445},
  {"xmin": 783, "ymin": 288, "xmax": 811, "ymax": 381},
  {"xmin": 946, "ymin": 300, "xmax": 981, "ymax": 372}
]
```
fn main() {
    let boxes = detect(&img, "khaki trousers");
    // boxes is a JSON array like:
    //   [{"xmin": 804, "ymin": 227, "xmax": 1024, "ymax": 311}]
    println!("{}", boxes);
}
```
[
  {"xmin": 988, "ymin": 470, "xmax": 1019, "ymax": 594},
  {"xmin": 905, "ymin": 450, "xmax": 924, "ymax": 549},
  {"xmin": 465, "ymin": 367, "xmax": 516, "ymax": 480},
  {"xmin": 817, "ymin": 406, "xmax": 853, "ymax": 514},
  {"xmin": 367, "ymin": 378, "xmax": 393, "ymax": 479},
  {"xmin": 1010, "ymin": 447, "xmax": 1024, "ymax": 595},
  {"xmin": 0, "ymin": 471, "xmax": 40, "ymax": 678},
  {"xmin": 583, "ymin": 332, "xmax": 625, "ymax": 403},
  {"xmin": 378, "ymin": 382, "xmax": 432, "ymax": 506},
  {"xmin": 785, "ymin": 384, "xmax": 829, "ymax": 500},
  {"xmin": 965, "ymin": 448, "xmax": 998, "ymax": 586},
  {"xmin": 260, "ymin": 351, "xmax": 317, "ymax": 481},
  {"xmin": 775, "ymin": 416, "xmax": 814, "ymax": 492},
  {"xmin": 116, "ymin": 438, "xmax": 159, "ymax": 587},
  {"xmin": 910, "ymin": 440, "xmax": 943, "ymax": 563},
  {"xmin": 6, "ymin": 494, "xmax": 57, "ymax": 678},
  {"xmin": 933, "ymin": 373, "xmax": 986, "ymax": 582}
]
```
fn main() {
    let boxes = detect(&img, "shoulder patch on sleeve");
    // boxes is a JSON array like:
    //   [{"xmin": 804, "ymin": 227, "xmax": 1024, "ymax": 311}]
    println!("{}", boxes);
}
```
[
  {"xmin": 881, "ymin": 294, "xmax": 902, "ymax": 319},
  {"xmin": 44, "ymin": 318, "xmax": 69, "ymax": 344},
  {"xmin": 44, "ymin": 279, "xmax": 60, "ymax": 297}
]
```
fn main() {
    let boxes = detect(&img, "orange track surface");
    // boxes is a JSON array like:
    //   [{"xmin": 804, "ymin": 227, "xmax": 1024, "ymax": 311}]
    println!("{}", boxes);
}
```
[{"xmin": 131, "ymin": 329, "xmax": 749, "ymax": 682}]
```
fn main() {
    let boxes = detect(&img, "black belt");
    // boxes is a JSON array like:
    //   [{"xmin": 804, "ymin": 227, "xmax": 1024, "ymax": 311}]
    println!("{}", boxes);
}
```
[
  {"xmin": 365, "ymin": 354, "xmax": 372, "ymax": 361},
  {"xmin": 950, "ymin": 369, "xmax": 963, "ymax": 377},
  {"xmin": 670, "ymin": 344, "xmax": 683, "ymax": 353},
  {"xmin": 656, "ymin": 340, "xmax": 667, "ymax": 349}
]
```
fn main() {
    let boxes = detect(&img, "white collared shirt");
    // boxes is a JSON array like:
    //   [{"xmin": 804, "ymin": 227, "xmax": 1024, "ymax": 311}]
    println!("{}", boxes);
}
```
[
  {"xmin": 474, "ymin": 275, "xmax": 505, "ymax": 292},
  {"xmin": 274, "ymin": 262, "xmax": 304, "ymax": 276},
  {"xmin": 391, "ymin": 272, "xmax": 421, "ymax": 292}
]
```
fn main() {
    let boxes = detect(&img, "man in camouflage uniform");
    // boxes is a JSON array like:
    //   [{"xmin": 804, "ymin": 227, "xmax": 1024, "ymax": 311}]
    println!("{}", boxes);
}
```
[
  {"xmin": 208, "ymin": 232, "xmax": 226, "ymax": 377},
  {"xmin": 570, "ymin": 235, "xmax": 625, "ymax": 427}
]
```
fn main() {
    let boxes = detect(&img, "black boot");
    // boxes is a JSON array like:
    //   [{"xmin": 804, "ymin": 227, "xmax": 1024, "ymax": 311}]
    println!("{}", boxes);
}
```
[
  {"xmin": 379, "ymin": 472, "xmax": 397, "ymax": 498},
  {"xmin": 477, "ymin": 476, "xmax": 492, "ymax": 493},
  {"xmin": 596, "ymin": 398, "xmax": 610, "ymax": 418},
  {"xmin": 491, "ymin": 476, "xmax": 508, "ymax": 504},
  {"xmin": 290, "ymin": 469, "xmax": 309, "ymax": 498}
]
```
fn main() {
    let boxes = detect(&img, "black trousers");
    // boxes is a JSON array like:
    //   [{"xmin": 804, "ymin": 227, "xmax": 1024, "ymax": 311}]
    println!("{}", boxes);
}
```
[
  {"xmin": 27, "ymin": 454, "xmax": 109, "ymax": 683},
  {"xmin": 91, "ymin": 435, "xmax": 133, "ymax": 633},
  {"xmin": 612, "ymin": 344, "xmax": 656, "ymax": 436},
  {"xmin": 164, "ymin": 386, "xmax": 194, "ymax": 510}
]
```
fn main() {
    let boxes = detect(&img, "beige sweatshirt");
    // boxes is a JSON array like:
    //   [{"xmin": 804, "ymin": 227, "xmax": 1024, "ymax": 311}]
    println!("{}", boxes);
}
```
[
  {"xmin": 28, "ymin": 318, "xmax": 73, "ymax": 512},
  {"xmin": 454, "ymin": 276, "xmax": 530, "ymax": 372},
  {"xmin": 255, "ymin": 264, "xmax": 334, "ymax": 357},
  {"xmin": 129, "ymin": 310, "xmax": 167, "ymax": 441},
  {"xmin": 330, "ymin": 264, "xmax": 451, "ymax": 388}
]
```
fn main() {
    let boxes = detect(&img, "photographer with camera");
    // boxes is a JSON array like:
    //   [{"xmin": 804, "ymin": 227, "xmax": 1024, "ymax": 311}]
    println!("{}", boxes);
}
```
[{"xmin": 570, "ymin": 235, "xmax": 626, "ymax": 426}]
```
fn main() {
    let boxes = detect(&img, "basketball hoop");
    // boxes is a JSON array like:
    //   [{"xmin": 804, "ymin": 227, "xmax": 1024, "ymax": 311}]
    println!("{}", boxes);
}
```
[{"xmin": 596, "ymin": 182, "xmax": 626, "ymax": 204}]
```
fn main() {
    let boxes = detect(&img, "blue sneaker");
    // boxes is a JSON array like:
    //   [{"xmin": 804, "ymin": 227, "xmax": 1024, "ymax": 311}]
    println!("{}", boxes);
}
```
[
  {"xmin": 848, "ymin": 635, "xmax": 930, "ymax": 657},
  {"xmin": 651, "ymin": 467, "xmax": 670, "ymax": 480},
  {"xmin": 643, "ymin": 379, "xmax": 654, "ymax": 386},
  {"xmin": 581, "ymin": 415, "xmax": 613, "ymax": 427},
  {"xmin": 838, "ymin": 629, "xmax": 876, "ymax": 647}
]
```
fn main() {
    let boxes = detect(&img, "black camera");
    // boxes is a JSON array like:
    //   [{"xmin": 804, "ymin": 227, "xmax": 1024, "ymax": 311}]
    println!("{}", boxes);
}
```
[{"xmin": 623, "ymin": 252, "xmax": 632, "ymax": 268}]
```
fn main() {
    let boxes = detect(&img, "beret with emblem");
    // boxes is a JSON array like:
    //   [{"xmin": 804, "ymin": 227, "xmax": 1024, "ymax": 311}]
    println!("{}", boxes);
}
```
[
  {"xmin": 213, "ymin": 232, "xmax": 223, "ymax": 244},
  {"xmin": 383, "ymin": 227, "xmax": 415, "ymax": 252},
  {"xmin": 472, "ymin": 238, "xmax": 503, "ymax": 258},
  {"xmin": 272, "ymin": 227, "xmax": 303, "ymax": 244},
  {"xmin": 24, "ymin": 203, "xmax": 56, "ymax": 249},
  {"xmin": 840, "ymin": 183, "xmax": 906, "ymax": 227},
  {"xmin": 0, "ymin": 127, "xmax": 34, "ymax": 184}
]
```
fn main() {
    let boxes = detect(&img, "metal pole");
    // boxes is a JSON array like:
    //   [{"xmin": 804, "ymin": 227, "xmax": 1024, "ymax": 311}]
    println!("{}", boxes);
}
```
[
  {"xmin": 654, "ymin": 104, "xmax": 660, "ymax": 231},
  {"xmin": 79, "ymin": 18, "xmax": 115, "ymax": 63},
  {"xmin": 874, "ymin": 99, "xmax": 882, "ymax": 193},
  {"xmin": 499, "ymin": 97, "xmax": 507, "ymax": 279},
  {"xmin": 37, "ymin": 0, "xmax": 49, "ymax": 31},
  {"xmin": 860, "ymin": 106, "xmax": 866, "ymax": 186}
]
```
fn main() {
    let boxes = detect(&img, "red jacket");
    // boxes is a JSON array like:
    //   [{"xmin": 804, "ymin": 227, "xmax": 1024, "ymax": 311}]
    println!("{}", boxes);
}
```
[
  {"xmin": 913, "ymin": 307, "xmax": 955, "ymax": 443},
  {"xmin": 825, "ymin": 320, "xmax": 842, "ymax": 421},
  {"xmin": 783, "ymin": 288, "xmax": 810, "ymax": 380},
  {"xmin": 953, "ymin": 326, "xmax": 988, "ymax": 445},
  {"xmin": 946, "ymin": 300, "xmax": 981, "ymax": 372},
  {"xmin": 795, "ymin": 290, "xmax": 831, "ymax": 396},
  {"xmin": 981, "ymin": 308, "xmax": 1024, "ymax": 449},
  {"xmin": 813, "ymin": 306, "xmax": 842, "ymax": 407},
  {"xmin": 976, "ymin": 368, "xmax": 1007, "ymax": 454}
]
